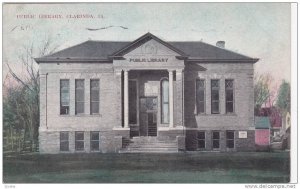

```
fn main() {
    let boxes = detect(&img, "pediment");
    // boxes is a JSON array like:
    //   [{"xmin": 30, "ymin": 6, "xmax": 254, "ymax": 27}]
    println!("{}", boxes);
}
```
[
  {"xmin": 111, "ymin": 33, "xmax": 187, "ymax": 58},
  {"xmin": 125, "ymin": 39, "xmax": 180, "ymax": 57}
]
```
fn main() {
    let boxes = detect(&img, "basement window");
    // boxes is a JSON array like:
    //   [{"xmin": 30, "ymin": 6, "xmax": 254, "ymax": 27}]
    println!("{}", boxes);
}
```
[
  {"xmin": 60, "ymin": 132, "xmax": 69, "ymax": 151},
  {"xmin": 212, "ymin": 131, "xmax": 220, "ymax": 149},
  {"xmin": 90, "ymin": 132, "xmax": 100, "ymax": 151},
  {"xmin": 197, "ymin": 131, "xmax": 206, "ymax": 149},
  {"xmin": 75, "ymin": 131, "xmax": 84, "ymax": 151},
  {"xmin": 226, "ymin": 131, "xmax": 235, "ymax": 148}
]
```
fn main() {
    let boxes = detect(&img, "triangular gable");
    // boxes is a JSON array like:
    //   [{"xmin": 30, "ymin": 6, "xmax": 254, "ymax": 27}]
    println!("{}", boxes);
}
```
[{"xmin": 110, "ymin": 32, "xmax": 187, "ymax": 58}]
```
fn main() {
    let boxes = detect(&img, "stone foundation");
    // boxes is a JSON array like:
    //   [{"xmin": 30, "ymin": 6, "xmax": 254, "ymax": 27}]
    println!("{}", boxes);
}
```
[
  {"xmin": 185, "ymin": 129, "xmax": 255, "ymax": 152},
  {"xmin": 39, "ymin": 130, "xmax": 119, "ymax": 154}
]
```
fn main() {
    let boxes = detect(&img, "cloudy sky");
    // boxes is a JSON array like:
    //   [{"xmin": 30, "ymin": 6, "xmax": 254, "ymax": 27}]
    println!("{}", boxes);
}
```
[{"xmin": 3, "ymin": 3, "xmax": 291, "ymax": 84}]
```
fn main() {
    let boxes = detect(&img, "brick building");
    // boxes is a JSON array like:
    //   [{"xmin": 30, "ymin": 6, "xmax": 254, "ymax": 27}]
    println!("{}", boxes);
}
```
[{"xmin": 35, "ymin": 33, "xmax": 258, "ymax": 153}]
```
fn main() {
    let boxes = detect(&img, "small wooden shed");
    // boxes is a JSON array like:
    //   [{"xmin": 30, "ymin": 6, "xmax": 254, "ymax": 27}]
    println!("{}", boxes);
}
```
[{"xmin": 255, "ymin": 116, "xmax": 271, "ymax": 151}]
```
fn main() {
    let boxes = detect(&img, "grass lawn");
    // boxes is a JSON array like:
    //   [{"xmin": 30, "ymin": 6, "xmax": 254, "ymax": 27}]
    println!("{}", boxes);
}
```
[{"xmin": 3, "ymin": 152, "xmax": 290, "ymax": 183}]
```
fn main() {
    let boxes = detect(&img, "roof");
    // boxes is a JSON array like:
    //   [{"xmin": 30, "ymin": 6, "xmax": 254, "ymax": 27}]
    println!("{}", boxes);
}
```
[
  {"xmin": 257, "ymin": 107, "xmax": 282, "ymax": 128},
  {"xmin": 255, "ymin": 117, "xmax": 271, "ymax": 129},
  {"xmin": 35, "ymin": 33, "xmax": 259, "ymax": 63}
]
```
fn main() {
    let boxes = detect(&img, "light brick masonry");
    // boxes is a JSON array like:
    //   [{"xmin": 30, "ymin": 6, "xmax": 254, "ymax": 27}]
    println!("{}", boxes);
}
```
[{"xmin": 36, "ymin": 33, "xmax": 258, "ymax": 153}]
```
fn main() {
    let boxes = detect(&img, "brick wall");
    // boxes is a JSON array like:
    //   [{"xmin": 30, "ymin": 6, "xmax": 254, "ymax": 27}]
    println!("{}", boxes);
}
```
[
  {"xmin": 39, "ymin": 60, "xmax": 255, "ymax": 153},
  {"xmin": 39, "ymin": 130, "xmax": 118, "ymax": 153},
  {"xmin": 184, "ymin": 63, "xmax": 254, "ymax": 131},
  {"xmin": 185, "ymin": 130, "xmax": 255, "ymax": 152},
  {"xmin": 183, "ymin": 62, "xmax": 255, "ymax": 151},
  {"xmin": 39, "ymin": 63, "xmax": 122, "ymax": 153}
]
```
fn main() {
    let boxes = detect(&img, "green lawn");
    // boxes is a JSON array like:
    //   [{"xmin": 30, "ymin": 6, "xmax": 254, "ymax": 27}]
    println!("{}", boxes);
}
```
[{"xmin": 3, "ymin": 152, "xmax": 290, "ymax": 183}]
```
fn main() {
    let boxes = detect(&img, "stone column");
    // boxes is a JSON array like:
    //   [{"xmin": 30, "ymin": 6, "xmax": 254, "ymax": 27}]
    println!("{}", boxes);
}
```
[
  {"xmin": 114, "ymin": 69, "xmax": 122, "ymax": 127},
  {"xmin": 124, "ymin": 70, "xmax": 129, "ymax": 128},
  {"xmin": 175, "ymin": 69, "xmax": 183, "ymax": 126},
  {"xmin": 169, "ymin": 70, "xmax": 174, "ymax": 128}
]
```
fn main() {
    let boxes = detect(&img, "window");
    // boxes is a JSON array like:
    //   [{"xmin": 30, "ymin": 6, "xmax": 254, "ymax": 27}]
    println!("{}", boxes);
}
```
[
  {"xmin": 226, "ymin": 131, "xmax": 235, "ymax": 148},
  {"xmin": 225, "ymin": 80, "xmax": 234, "ymax": 113},
  {"xmin": 60, "ymin": 80, "xmax": 70, "ymax": 115},
  {"xmin": 129, "ymin": 80, "xmax": 137, "ymax": 124},
  {"xmin": 75, "ymin": 131, "xmax": 84, "ymax": 151},
  {"xmin": 60, "ymin": 132, "xmax": 69, "ymax": 151},
  {"xmin": 197, "ymin": 131, "xmax": 205, "ymax": 149},
  {"xmin": 90, "ymin": 79, "xmax": 100, "ymax": 114},
  {"xmin": 75, "ymin": 79, "xmax": 85, "ymax": 114},
  {"xmin": 90, "ymin": 132, "xmax": 100, "ymax": 151},
  {"xmin": 212, "ymin": 131, "xmax": 220, "ymax": 149},
  {"xmin": 211, "ymin": 80, "xmax": 220, "ymax": 114},
  {"xmin": 196, "ymin": 79, "xmax": 205, "ymax": 114},
  {"xmin": 161, "ymin": 79, "xmax": 169, "ymax": 123}
]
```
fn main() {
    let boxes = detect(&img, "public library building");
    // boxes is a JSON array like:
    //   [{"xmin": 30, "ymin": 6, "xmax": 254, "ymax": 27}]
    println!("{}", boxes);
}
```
[{"xmin": 35, "ymin": 33, "xmax": 258, "ymax": 153}]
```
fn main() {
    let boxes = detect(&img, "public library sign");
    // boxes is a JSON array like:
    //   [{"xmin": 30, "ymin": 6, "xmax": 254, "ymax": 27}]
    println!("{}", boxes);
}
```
[{"xmin": 129, "ymin": 58, "xmax": 169, "ymax": 63}]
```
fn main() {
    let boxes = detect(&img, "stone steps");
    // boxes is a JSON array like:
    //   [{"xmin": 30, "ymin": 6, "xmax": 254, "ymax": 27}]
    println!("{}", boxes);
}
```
[
  {"xmin": 120, "ymin": 137, "xmax": 178, "ymax": 153},
  {"xmin": 119, "ymin": 149, "xmax": 178, "ymax": 153}
]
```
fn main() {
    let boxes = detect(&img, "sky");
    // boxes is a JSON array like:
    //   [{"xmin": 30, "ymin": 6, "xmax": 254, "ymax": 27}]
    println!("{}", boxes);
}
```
[{"xmin": 3, "ymin": 3, "xmax": 291, "ymax": 85}]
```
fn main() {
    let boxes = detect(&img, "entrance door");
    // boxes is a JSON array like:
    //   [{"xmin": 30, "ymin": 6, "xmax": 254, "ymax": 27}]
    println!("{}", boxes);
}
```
[{"xmin": 139, "ymin": 97, "xmax": 158, "ymax": 136}]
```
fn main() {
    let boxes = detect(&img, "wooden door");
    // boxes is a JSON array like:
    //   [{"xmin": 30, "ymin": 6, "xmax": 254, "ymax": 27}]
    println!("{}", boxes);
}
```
[{"xmin": 139, "ymin": 97, "xmax": 157, "ymax": 136}]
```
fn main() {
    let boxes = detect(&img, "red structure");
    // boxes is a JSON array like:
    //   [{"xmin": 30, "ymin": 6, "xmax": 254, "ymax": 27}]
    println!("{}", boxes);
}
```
[
  {"xmin": 255, "ymin": 117, "xmax": 271, "ymax": 151},
  {"xmin": 255, "ymin": 129, "xmax": 270, "ymax": 146}
]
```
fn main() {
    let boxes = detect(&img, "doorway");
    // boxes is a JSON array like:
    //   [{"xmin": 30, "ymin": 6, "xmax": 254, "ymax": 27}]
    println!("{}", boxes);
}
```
[{"xmin": 139, "ymin": 97, "xmax": 158, "ymax": 136}]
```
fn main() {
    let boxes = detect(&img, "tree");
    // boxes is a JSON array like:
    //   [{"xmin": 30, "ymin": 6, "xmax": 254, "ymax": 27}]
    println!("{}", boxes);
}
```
[
  {"xmin": 3, "ymin": 86, "xmax": 27, "ymax": 152},
  {"xmin": 3, "ymin": 37, "xmax": 58, "ymax": 152},
  {"xmin": 276, "ymin": 80, "xmax": 290, "ymax": 113},
  {"xmin": 254, "ymin": 74, "xmax": 272, "ymax": 113}
]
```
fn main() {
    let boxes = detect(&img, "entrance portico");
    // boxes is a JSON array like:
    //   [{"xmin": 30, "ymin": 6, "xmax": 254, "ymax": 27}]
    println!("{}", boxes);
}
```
[
  {"xmin": 117, "ymin": 68, "xmax": 184, "ymax": 137},
  {"xmin": 123, "ymin": 69, "xmax": 178, "ymax": 128},
  {"xmin": 112, "ymin": 34, "xmax": 186, "ymax": 139}
]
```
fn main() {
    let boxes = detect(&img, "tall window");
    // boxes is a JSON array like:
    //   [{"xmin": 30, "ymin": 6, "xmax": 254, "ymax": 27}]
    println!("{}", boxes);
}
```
[
  {"xmin": 60, "ymin": 132, "xmax": 69, "ymax": 151},
  {"xmin": 161, "ymin": 79, "xmax": 169, "ymax": 124},
  {"xmin": 225, "ymin": 80, "xmax": 234, "ymax": 113},
  {"xmin": 75, "ymin": 131, "xmax": 84, "ymax": 151},
  {"xmin": 90, "ymin": 79, "xmax": 100, "ymax": 114},
  {"xmin": 90, "ymin": 132, "xmax": 100, "ymax": 151},
  {"xmin": 129, "ymin": 80, "xmax": 137, "ymax": 124},
  {"xmin": 60, "ymin": 79, "xmax": 70, "ymax": 115},
  {"xmin": 212, "ymin": 131, "xmax": 220, "ymax": 149},
  {"xmin": 196, "ymin": 79, "xmax": 205, "ymax": 114},
  {"xmin": 197, "ymin": 131, "xmax": 206, "ymax": 149},
  {"xmin": 75, "ymin": 79, "xmax": 85, "ymax": 114},
  {"xmin": 226, "ymin": 131, "xmax": 235, "ymax": 148},
  {"xmin": 211, "ymin": 80, "xmax": 220, "ymax": 114}
]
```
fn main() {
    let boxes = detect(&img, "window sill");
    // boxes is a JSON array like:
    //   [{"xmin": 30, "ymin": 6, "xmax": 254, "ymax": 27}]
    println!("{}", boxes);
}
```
[
  {"xmin": 89, "ymin": 114, "xmax": 102, "ymax": 117},
  {"xmin": 59, "ymin": 114, "xmax": 102, "ymax": 117},
  {"xmin": 195, "ymin": 113, "xmax": 237, "ymax": 116},
  {"xmin": 75, "ymin": 150, "xmax": 85, "ymax": 152},
  {"xmin": 90, "ymin": 150, "xmax": 101, "ymax": 153},
  {"xmin": 59, "ymin": 114, "xmax": 70, "ymax": 117},
  {"xmin": 159, "ymin": 124, "xmax": 169, "ymax": 127}
]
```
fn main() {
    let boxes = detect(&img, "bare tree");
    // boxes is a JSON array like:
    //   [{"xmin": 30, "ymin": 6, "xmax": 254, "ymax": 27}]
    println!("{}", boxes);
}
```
[
  {"xmin": 4, "ymin": 37, "xmax": 59, "ymax": 152},
  {"xmin": 254, "ymin": 73, "xmax": 274, "ymax": 114}
]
